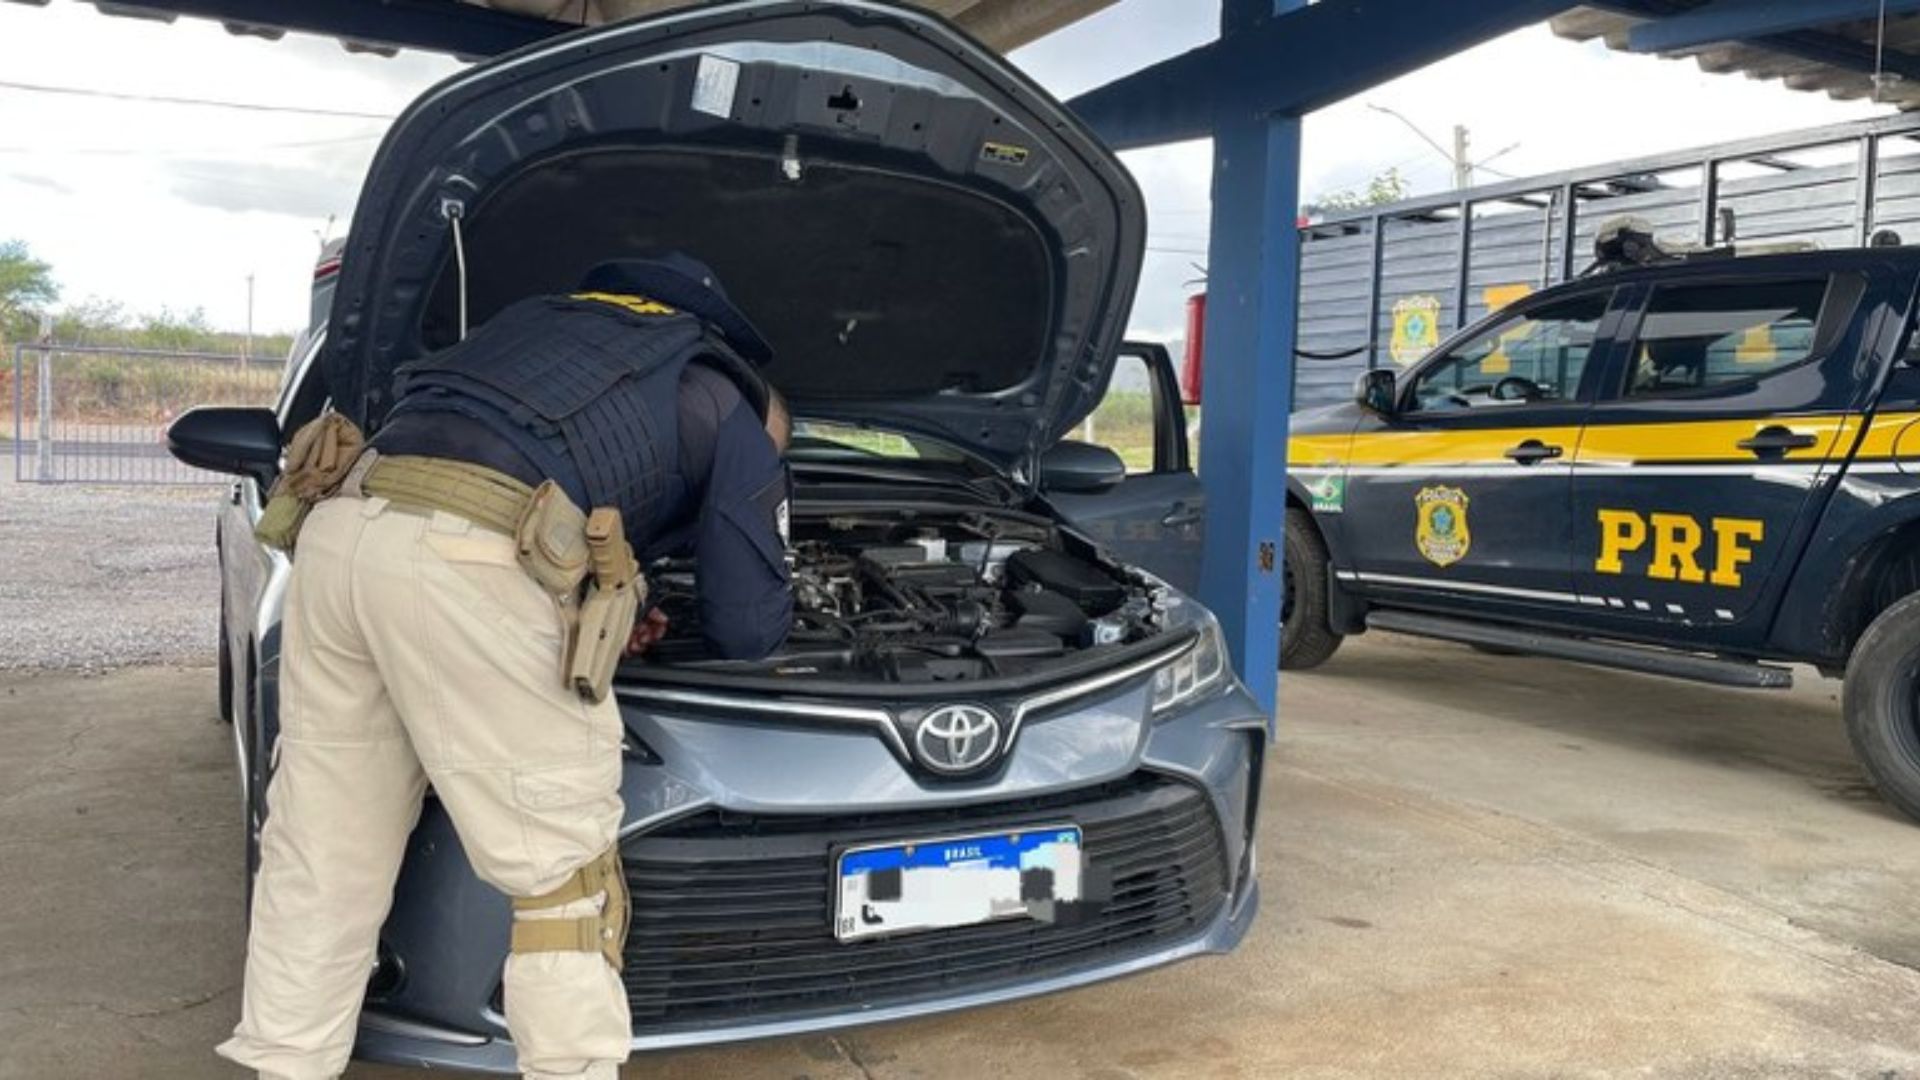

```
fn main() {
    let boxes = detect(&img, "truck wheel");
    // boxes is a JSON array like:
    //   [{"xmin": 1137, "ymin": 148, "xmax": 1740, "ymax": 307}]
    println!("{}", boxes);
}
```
[
  {"xmin": 1281, "ymin": 507, "xmax": 1343, "ymax": 670},
  {"xmin": 1843, "ymin": 592, "xmax": 1920, "ymax": 823}
]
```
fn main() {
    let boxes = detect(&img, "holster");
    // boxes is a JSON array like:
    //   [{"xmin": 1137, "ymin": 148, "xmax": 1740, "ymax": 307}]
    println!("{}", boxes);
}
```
[
  {"xmin": 254, "ymin": 412, "xmax": 365, "ymax": 552},
  {"xmin": 566, "ymin": 507, "xmax": 645, "ymax": 703}
]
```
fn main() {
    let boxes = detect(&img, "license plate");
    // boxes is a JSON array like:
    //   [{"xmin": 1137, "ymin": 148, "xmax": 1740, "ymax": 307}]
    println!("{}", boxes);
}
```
[{"xmin": 833, "ymin": 825, "xmax": 1083, "ymax": 942}]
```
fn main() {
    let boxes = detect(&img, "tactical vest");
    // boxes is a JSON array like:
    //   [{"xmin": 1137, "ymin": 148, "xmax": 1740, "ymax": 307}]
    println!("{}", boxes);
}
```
[{"xmin": 383, "ymin": 295, "xmax": 767, "ymax": 534}]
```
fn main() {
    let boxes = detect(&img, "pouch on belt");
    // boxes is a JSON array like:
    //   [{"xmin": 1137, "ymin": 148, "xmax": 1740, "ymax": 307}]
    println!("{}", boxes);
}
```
[{"xmin": 254, "ymin": 412, "xmax": 365, "ymax": 551}]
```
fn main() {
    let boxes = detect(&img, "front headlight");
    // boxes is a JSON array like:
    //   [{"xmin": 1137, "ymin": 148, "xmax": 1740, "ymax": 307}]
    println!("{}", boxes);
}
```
[{"xmin": 1151, "ymin": 620, "xmax": 1228, "ymax": 713}]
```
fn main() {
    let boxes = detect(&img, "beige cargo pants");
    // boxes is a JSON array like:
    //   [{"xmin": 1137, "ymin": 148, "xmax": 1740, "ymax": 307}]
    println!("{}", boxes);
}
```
[{"xmin": 216, "ymin": 494, "xmax": 631, "ymax": 1080}]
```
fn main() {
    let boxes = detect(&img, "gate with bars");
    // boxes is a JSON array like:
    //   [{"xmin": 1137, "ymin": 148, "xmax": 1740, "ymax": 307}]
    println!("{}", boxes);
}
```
[{"xmin": 8, "ymin": 343, "xmax": 285, "ymax": 484}]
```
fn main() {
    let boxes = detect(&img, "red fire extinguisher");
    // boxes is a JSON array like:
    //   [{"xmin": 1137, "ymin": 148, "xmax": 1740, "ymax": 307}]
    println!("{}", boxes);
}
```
[{"xmin": 1181, "ymin": 291, "xmax": 1206, "ymax": 406}]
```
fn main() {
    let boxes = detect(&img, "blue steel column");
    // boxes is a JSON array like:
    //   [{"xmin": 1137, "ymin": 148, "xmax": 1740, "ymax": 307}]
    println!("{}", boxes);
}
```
[{"xmin": 1196, "ymin": 0, "xmax": 1302, "ymax": 719}]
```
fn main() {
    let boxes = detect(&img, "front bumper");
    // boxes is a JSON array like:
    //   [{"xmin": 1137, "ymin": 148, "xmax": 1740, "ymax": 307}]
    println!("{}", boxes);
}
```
[{"xmin": 356, "ymin": 674, "xmax": 1266, "ymax": 1072}]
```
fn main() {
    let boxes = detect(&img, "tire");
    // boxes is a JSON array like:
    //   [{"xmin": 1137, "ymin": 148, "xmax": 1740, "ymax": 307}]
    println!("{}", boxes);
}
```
[
  {"xmin": 1843, "ymin": 592, "xmax": 1920, "ymax": 824},
  {"xmin": 216, "ymin": 590, "xmax": 235, "ymax": 725},
  {"xmin": 1281, "ymin": 506, "xmax": 1344, "ymax": 670},
  {"xmin": 243, "ymin": 663, "xmax": 264, "ymax": 916}
]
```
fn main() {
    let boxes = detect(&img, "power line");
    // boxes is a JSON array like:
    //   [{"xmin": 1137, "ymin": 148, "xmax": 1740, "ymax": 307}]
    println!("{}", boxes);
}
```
[{"xmin": 0, "ymin": 78, "xmax": 393, "ymax": 120}]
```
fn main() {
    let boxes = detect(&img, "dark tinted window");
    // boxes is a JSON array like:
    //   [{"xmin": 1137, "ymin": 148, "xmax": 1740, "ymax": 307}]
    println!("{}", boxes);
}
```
[
  {"xmin": 1409, "ymin": 292, "xmax": 1608, "ymax": 413},
  {"xmin": 1624, "ymin": 277, "xmax": 1828, "ymax": 396}
]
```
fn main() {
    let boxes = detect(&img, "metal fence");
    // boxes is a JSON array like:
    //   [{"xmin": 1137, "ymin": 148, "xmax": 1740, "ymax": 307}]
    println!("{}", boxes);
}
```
[
  {"xmin": 8, "ymin": 343, "xmax": 284, "ymax": 484},
  {"xmin": 1295, "ymin": 111, "xmax": 1920, "ymax": 410}
]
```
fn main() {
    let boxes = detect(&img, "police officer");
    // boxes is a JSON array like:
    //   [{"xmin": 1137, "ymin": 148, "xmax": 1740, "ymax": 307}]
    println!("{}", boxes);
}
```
[{"xmin": 217, "ymin": 255, "xmax": 793, "ymax": 1080}]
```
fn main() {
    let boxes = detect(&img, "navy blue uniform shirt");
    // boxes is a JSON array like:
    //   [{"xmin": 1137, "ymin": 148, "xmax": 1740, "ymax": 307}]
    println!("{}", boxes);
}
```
[
  {"xmin": 373, "ymin": 362, "xmax": 792, "ymax": 661},
  {"xmin": 656, "ymin": 364, "xmax": 793, "ymax": 661}
]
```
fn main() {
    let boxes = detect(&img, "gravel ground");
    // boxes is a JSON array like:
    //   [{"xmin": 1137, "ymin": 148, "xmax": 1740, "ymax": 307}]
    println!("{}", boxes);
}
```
[{"xmin": 0, "ymin": 476, "xmax": 224, "ymax": 670}]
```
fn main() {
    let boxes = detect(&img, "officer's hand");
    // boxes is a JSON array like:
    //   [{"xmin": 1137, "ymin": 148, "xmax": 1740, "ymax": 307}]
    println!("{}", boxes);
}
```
[{"xmin": 625, "ymin": 609, "xmax": 670, "ymax": 657}]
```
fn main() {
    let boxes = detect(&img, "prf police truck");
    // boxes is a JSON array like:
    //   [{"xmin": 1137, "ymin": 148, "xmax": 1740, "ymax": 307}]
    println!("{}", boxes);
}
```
[{"xmin": 1282, "ymin": 240, "xmax": 1920, "ymax": 823}]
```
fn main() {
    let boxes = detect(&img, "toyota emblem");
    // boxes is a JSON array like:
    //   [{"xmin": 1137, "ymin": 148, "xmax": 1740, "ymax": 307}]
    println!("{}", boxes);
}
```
[{"xmin": 913, "ymin": 705, "xmax": 1003, "ymax": 775}]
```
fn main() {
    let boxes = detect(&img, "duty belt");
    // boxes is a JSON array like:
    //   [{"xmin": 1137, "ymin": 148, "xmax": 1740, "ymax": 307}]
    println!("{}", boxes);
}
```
[{"xmin": 360, "ymin": 455, "xmax": 534, "ymax": 535}]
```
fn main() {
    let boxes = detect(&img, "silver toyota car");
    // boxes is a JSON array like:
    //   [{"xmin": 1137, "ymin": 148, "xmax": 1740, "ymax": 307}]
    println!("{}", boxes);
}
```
[{"xmin": 168, "ymin": 0, "xmax": 1265, "ymax": 1070}]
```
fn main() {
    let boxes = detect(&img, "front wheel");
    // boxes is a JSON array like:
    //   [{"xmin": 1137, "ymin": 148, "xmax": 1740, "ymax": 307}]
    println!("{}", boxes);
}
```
[
  {"xmin": 217, "ymin": 590, "xmax": 234, "ymax": 725},
  {"xmin": 1281, "ymin": 507, "xmax": 1344, "ymax": 670},
  {"xmin": 1843, "ymin": 592, "xmax": 1920, "ymax": 823}
]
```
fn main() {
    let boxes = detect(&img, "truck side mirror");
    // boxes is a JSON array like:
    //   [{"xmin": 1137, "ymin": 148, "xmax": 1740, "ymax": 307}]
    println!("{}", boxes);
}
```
[
  {"xmin": 166, "ymin": 406, "xmax": 282, "ymax": 488},
  {"xmin": 1354, "ymin": 368, "xmax": 1397, "ymax": 414}
]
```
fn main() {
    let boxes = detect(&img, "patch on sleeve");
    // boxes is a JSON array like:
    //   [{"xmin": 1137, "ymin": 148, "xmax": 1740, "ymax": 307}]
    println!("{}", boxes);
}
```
[{"xmin": 748, "ymin": 467, "xmax": 792, "ymax": 548}]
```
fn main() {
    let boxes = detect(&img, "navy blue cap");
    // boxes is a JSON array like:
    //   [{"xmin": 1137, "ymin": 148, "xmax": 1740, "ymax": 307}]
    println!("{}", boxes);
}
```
[{"xmin": 578, "ymin": 254, "xmax": 773, "ymax": 364}]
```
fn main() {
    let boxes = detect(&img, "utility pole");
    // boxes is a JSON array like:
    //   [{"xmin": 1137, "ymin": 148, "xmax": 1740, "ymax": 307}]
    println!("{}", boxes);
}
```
[
  {"xmin": 244, "ymin": 272, "xmax": 255, "ymax": 368},
  {"xmin": 1367, "ymin": 104, "xmax": 1515, "ymax": 193}
]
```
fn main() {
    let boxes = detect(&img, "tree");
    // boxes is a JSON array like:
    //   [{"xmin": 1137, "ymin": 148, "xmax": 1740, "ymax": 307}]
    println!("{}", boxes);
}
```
[
  {"xmin": 0, "ymin": 239, "xmax": 58, "ymax": 344},
  {"xmin": 136, "ymin": 306, "xmax": 220, "ymax": 352},
  {"xmin": 1304, "ymin": 168, "xmax": 1411, "ymax": 218},
  {"xmin": 52, "ymin": 296, "xmax": 129, "ymax": 346}
]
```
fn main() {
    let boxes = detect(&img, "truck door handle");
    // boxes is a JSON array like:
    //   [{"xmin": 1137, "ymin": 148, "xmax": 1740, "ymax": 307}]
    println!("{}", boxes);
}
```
[
  {"xmin": 1737, "ymin": 426, "xmax": 1819, "ymax": 456},
  {"xmin": 1161, "ymin": 503, "xmax": 1204, "ymax": 529},
  {"xmin": 1504, "ymin": 439, "xmax": 1563, "ymax": 465}
]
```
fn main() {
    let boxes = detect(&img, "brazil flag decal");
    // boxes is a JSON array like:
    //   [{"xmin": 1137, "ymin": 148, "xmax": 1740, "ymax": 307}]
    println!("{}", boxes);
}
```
[{"xmin": 1305, "ymin": 474, "xmax": 1346, "ymax": 514}]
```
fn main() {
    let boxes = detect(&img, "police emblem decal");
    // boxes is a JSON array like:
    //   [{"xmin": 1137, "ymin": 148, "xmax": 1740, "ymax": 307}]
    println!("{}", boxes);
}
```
[{"xmin": 1414, "ymin": 485, "xmax": 1471, "ymax": 567}]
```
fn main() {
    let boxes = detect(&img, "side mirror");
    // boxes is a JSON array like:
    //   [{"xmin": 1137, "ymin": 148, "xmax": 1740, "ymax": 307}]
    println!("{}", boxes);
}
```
[
  {"xmin": 1040, "ymin": 439, "xmax": 1127, "ymax": 493},
  {"xmin": 166, "ymin": 406, "xmax": 281, "ymax": 487},
  {"xmin": 1354, "ymin": 368, "xmax": 1397, "ymax": 414}
]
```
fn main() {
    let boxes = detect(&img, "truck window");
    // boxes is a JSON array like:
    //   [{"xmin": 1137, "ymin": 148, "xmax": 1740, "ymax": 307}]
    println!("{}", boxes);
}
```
[
  {"xmin": 1623, "ymin": 277, "xmax": 1828, "ymax": 396},
  {"xmin": 1409, "ymin": 292, "xmax": 1607, "ymax": 413}
]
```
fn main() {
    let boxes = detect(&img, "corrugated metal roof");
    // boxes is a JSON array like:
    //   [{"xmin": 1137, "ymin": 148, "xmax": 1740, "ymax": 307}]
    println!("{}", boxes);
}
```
[
  {"xmin": 1553, "ymin": 3, "xmax": 1920, "ymax": 111},
  {"xmin": 3, "ymin": 0, "xmax": 1116, "ymax": 57}
]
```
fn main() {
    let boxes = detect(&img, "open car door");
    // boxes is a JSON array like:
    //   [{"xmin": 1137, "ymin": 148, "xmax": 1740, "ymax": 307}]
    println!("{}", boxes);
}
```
[{"xmin": 1045, "ymin": 342, "xmax": 1204, "ymax": 594}]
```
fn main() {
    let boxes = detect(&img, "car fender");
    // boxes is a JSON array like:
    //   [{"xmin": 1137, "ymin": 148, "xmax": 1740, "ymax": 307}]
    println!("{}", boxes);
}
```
[{"xmin": 1769, "ymin": 474, "xmax": 1920, "ymax": 661}]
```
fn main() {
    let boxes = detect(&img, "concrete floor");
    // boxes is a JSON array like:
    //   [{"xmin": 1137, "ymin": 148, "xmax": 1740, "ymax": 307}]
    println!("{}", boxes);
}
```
[{"xmin": 5, "ymin": 635, "xmax": 1920, "ymax": 1079}]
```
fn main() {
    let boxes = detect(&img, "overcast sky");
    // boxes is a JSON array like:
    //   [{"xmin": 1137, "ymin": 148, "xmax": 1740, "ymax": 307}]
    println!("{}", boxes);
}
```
[{"xmin": 0, "ymin": 0, "xmax": 1888, "ymax": 343}]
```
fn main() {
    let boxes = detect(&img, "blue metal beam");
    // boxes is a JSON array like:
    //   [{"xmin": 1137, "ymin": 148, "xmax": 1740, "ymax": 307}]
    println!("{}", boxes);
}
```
[
  {"xmin": 1067, "ymin": 0, "xmax": 1577, "ymax": 151},
  {"xmin": 1194, "ymin": 0, "xmax": 1302, "ymax": 718},
  {"xmin": 1627, "ymin": 0, "xmax": 1920, "ymax": 55}
]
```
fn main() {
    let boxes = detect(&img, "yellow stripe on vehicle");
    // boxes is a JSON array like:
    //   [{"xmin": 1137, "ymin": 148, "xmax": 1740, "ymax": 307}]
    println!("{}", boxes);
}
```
[
  {"xmin": 1574, "ymin": 415, "xmax": 1850, "ymax": 465},
  {"xmin": 1848, "ymin": 410, "xmax": 1920, "ymax": 459},
  {"xmin": 1285, "ymin": 411, "xmax": 1920, "ymax": 469}
]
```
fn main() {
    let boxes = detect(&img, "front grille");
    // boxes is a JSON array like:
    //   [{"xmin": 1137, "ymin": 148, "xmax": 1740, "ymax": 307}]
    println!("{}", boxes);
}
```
[{"xmin": 618, "ymin": 772, "xmax": 1229, "ymax": 1032}]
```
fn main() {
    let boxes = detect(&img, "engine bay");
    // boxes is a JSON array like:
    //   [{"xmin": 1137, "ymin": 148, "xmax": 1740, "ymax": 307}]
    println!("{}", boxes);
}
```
[{"xmin": 641, "ymin": 510, "xmax": 1169, "ymax": 683}]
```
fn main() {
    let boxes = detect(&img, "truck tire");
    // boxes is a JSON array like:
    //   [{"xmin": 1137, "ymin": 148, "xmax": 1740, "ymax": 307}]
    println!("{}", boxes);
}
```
[
  {"xmin": 1843, "ymin": 592, "xmax": 1920, "ymax": 823},
  {"xmin": 1282, "ymin": 507, "xmax": 1343, "ymax": 670}
]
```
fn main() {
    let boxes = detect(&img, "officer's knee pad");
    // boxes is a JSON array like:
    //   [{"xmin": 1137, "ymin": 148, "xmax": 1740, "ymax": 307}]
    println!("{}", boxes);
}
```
[{"xmin": 509, "ymin": 847, "xmax": 628, "ymax": 971}]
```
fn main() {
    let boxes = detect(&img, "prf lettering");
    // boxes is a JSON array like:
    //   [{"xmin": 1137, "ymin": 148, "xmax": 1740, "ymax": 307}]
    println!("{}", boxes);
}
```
[{"xmin": 1594, "ymin": 509, "xmax": 1764, "ymax": 588}]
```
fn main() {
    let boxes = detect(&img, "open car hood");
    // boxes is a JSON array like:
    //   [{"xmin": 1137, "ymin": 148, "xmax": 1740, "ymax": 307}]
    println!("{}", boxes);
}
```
[{"xmin": 324, "ymin": 0, "xmax": 1144, "ymax": 474}]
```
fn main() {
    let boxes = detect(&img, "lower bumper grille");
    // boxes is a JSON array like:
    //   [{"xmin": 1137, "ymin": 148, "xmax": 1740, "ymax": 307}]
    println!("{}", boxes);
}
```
[{"xmin": 618, "ymin": 773, "xmax": 1230, "ymax": 1032}]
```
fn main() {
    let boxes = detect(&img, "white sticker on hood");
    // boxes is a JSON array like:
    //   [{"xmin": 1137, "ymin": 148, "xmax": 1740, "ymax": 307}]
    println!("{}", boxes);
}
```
[{"xmin": 691, "ymin": 55, "xmax": 741, "ymax": 119}]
